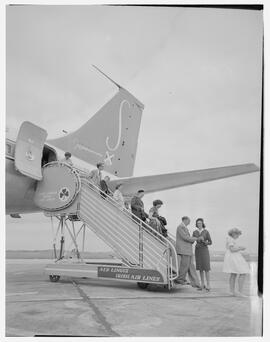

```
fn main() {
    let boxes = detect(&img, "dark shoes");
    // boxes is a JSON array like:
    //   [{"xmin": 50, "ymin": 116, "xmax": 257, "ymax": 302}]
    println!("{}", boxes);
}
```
[
  {"xmin": 192, "ymin": 285, "xmax": 202, "ymax": 289},
  {"xmin": 196, "ymin": 285, "xmax": 211, "ymax": 291},
  {"xmin": 174, "ymin": 280, "xmax": 188, "ymax": 285}
]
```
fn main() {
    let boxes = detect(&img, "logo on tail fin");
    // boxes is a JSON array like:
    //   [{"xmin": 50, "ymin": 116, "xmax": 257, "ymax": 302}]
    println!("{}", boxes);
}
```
[
  {"xmin": 105, "ymin": 100, "xmax": 130, "ymax": 152},
  {"xmin": 104, "ymin": 151, "xmax": 115, "ymax": 165}
]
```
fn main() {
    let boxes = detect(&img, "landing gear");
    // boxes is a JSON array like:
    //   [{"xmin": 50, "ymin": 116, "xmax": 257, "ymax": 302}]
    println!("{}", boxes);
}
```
[
  {"xmin": 137, "ymin": 282, "xmax": 149, "ymax": 289},
  {"xmin": 50, "ymin": 214, "xmax": 86, "ymax": 262},
  {"xmin": 49, "ymin": 275, "xmax": 60, "ymax": 282},
  {"xmin": 47, "ymin": 215, "xmax": 87, "ymax": 284}
]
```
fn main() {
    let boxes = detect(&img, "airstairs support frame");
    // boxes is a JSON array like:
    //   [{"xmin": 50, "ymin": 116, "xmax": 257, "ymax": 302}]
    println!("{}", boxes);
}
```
[
  {"xmin": 42, "ymin": 163, "xmax": 179, "ymax": 289},
  {"xmin": 50, "ymin": 215, "xmax": 66, "ymax": 261},
  {"xmin": 59, "ymin": 216, "xmax": 65, "ymax": 260},
  {"xmin": 64, "ymin": 220, "xmax": 81, "ymax": 260},
  {"xmin": 49, "ymin": 215, "xmax": 87, "ymax": 262}
]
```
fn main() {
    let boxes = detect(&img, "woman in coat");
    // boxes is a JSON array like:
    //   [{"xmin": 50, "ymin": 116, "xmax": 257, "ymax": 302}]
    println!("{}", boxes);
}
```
[
  {"xmin": 148, "ymin": 200, "xmax": 163, "ymax": 234},
  {"xmin": 192, "ymin": 218, "xmax": 212, "ymax": 291}
]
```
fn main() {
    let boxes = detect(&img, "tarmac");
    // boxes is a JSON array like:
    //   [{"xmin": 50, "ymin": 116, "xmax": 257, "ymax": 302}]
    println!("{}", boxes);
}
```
[{"xmin": 6, "ymin": 259, "xmax": 262, "ymax": 337}]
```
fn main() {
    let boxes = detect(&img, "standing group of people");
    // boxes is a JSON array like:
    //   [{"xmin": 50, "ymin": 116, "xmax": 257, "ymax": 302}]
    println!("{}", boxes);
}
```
[
  {"xmin": 175, "ymin": 216, "xmax": 250, "ymax": 296},
  {"xmin": 60, "ymin": 154, "xmax": 250, "ymax": 297},
  {"xmin": 175, "ymin": 216, "xmax": 212, "ymax": 291}
]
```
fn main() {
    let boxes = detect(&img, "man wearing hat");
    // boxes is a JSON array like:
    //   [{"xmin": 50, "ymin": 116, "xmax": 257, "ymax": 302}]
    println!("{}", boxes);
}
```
[
  {"xmin": 60, "ymin": 152, "xmax": 73, "ymax": 166},
  {"xmin": 131, "ymin": 189, "xmax": 149, "ymax": 223}
]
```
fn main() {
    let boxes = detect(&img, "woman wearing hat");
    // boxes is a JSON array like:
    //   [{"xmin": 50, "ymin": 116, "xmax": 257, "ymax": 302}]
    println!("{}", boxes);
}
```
[{"xmin": 149, "ymin": 200, "xmax": 163, "ymax": 234}]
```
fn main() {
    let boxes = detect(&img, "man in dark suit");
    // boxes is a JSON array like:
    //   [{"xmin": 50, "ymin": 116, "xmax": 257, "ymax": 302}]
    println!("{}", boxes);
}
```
[
  {"xmin": 131, "ymin": 190, "xmax": 149, "ymax": 222},
  {"xmin": 100, "ymin": 175, "xmax": 111, "ymax": 198},
  {"xmin": 175, "ymin": 216, "xmax": 202, "ymax": 286}
]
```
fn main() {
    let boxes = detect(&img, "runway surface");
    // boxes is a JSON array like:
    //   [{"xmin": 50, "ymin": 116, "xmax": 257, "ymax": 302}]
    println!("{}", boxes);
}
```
[{"xmin": 6, "ymin": 259, "xmax": 262, "ymax": 337}]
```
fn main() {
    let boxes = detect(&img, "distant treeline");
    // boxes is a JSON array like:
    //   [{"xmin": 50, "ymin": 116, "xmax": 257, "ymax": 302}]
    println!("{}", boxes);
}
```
[
  {"xmin": 6, "ymin": 250, "xmax": 114, "ymax": 260},
  {"xmin": 6, "ymin": 250, "xmax": 258, "ymax": 261}
]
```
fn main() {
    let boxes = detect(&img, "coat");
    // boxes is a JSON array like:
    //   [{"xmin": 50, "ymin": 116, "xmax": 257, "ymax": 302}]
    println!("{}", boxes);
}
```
[
  {"xmin": 131, "ymin": 196, "xmax": 148, "ymax": 221},
  {"xmin": 100, "ymin": 180, "xmax": 109, "ymax": 194},
  {"xmin": 88, "ymin": 169, "xmax": 102, "ymax": 187},
  {"xmin": 113, "ymin": 189, "xmax": 125, "ymax": 208},
  {"xmin": 176, "ymin": 222, "xmax": 197, "ymax": 256}
]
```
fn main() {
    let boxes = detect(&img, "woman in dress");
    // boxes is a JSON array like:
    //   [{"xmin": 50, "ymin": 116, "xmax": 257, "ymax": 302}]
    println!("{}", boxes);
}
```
[
  {"xmin": 192, "ymin": 218, "xmax": 212, "ymax": 291},
  {"xmin": 113, "ymin": 184, "xmax": 125, "ymax": 209},
  {"xmin": 223, "ymin": 228, "xmax": 249, "ymax": 296},
  {"xmin": 148, "ymin": 200, "xmax": 163, "ymax": 234}
]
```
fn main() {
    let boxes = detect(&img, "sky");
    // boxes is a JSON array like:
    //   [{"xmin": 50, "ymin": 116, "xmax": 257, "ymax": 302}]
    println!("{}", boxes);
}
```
[{"xmin": 5, "ymin": 5, "xmax": 262, "ymax": 254}]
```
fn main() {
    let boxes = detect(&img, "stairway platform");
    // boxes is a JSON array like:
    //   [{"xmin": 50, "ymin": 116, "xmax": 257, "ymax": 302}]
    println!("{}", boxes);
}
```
[{"xmin": 44, "ymin": 260, "xmax": 168, "ymax": 285}]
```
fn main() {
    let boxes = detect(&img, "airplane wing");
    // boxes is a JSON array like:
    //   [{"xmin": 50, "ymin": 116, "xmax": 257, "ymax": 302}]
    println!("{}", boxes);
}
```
[{"xmin": 109, "ymin": 163, "xmax": 259, "ymax": 197}]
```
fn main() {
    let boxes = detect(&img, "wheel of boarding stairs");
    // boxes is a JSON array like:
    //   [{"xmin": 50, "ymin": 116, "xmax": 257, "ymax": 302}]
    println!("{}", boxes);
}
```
[
  {"xmin": 137, "ymin": 282, "xmax": 149, "ymax": 289},
  {"xmin": 49, "ymin": 275, "xmax": 60, "ymax": 282}
]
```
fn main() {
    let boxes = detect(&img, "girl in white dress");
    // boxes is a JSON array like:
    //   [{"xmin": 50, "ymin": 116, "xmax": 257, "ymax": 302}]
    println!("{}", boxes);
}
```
[{"xmin": 223, "ymin": 228, "xmax": 249, "ymax": 296}]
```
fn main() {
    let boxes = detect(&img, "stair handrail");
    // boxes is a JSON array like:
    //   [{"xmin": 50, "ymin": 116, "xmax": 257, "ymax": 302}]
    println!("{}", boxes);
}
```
[
  {"xmin": 81, "ymin": 190, "xmax": 165, "ymax": 261},
  {"xmin": 81, "ymin": 178, "xmax": 168, "ymax": 243},
  {"xmin": 79, "ymin": 181, "xmax": 175, "ymax": 279},
  {"xmin": 79, "ymin": 177, "xmax": 179, "ymax": 280}
]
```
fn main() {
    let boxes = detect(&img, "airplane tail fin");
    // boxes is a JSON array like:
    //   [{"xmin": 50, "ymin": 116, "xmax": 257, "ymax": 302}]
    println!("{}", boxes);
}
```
[{"xmin": 48, "ymin": 67, "xmax": 144, "ymax": 177}]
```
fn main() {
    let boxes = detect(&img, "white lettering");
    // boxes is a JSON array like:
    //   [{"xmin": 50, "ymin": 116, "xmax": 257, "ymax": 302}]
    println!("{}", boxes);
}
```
[
  {"xmin": 74, "ymin": 141, "xmax": 102, "ymax": 157},
  {"xmin": 111, "ymin": 268, "xmax": 128, "ymax": 273},
  {"xmin": 142, "ymin": 276, "xmax": 160, "ymax": 282},
  {"xmin": 116, "ymin": 274, "xmax": 130, "ymax": 279}
]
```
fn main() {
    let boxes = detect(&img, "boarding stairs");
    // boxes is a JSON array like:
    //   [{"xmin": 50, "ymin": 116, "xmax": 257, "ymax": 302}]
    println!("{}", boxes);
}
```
[{"xmin": 34, "ymin": 162, "xmax": 178, "ymax": 289}]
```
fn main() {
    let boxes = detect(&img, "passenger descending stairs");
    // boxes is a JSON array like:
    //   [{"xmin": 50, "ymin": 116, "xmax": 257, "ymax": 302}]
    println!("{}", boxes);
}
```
[{"xmin": 77, "ymin": 179, "xmax": 178, "ymax": 283}]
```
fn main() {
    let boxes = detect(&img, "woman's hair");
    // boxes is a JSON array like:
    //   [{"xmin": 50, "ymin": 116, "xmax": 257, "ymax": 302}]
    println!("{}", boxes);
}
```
[
  {"xmin": 195, "ymin": 218, "xmax": 205, "ymax": 228},
  {"xmin": 153, "ymin": 199, "xmax": 163, "ymax": 206},
  {"xmin": 115, "ymin": 183, "xmax": 123, "ymax": 189},
  {"xmin": 228, "ymin": 228, "xmax": 242, "ymax": 237}
]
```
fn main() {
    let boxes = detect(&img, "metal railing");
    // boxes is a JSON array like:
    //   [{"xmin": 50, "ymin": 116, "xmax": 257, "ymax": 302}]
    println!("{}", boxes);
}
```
[
  {"xmin": 77, "ymin": 178, "xmax": 179, "ymax": 283},
  {"xmin": 42, "ymin": 162, "xmax": 178, "ymax": 285}
]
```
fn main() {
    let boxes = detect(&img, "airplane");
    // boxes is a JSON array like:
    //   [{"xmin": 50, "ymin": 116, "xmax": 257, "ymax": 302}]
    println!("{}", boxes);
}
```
[{"xmin": 6, "ymin": 65, "xmax": 259, "ymax": 216}]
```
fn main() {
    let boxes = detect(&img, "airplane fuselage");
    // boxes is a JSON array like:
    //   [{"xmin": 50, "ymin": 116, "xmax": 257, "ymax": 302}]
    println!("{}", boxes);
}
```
[
  {"xmin": 6, "ymin": 136, "xmax": 56, "ymax": 214},
  {"xmin": 6, "ymin": 156, "xmax": 40, "ymax": 214},
  {"xmin": 5, "ymin": 136, "xmax": 112, "ymax": 215}
]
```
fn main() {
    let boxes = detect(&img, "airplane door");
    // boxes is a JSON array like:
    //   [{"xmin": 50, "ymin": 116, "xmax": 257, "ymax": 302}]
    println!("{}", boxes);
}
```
[{"xmin": 15, "ymin": 121, "xmax": 48, "ymax": 180}]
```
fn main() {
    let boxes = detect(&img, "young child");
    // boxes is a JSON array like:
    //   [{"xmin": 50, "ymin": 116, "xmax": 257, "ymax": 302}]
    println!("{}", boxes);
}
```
[{"xmin": 223, "ymin": 228, "xmax": 249, "ymax": 296}]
